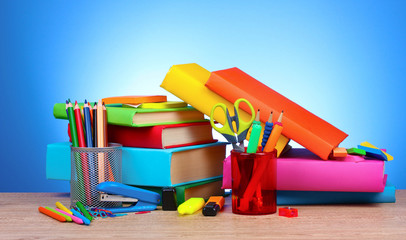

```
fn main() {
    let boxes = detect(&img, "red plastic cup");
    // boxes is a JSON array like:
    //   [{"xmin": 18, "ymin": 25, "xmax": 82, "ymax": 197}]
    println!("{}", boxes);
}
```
[{"xmin": 231, "ymin": 149, "xmax": 277, "ymax": 215}]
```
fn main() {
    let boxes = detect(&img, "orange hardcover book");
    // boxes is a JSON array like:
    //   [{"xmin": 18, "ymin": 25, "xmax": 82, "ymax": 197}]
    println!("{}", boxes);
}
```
[
  {"xmin": 206, "ymin": 67, "xmax": 348, "ymax": 160},
  {"xmin": 102, "ymin": 95, "xmax": 167, "ymax": 105}
]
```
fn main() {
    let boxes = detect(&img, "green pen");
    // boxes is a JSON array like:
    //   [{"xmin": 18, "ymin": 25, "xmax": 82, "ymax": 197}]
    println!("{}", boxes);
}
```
[
  {"xmin": 247, "ymin": 109, "xmax": 262, "ymax": 153},
  {"xmin": 76, "ymin": 201, "xmax": 93, "ymax": 221}
]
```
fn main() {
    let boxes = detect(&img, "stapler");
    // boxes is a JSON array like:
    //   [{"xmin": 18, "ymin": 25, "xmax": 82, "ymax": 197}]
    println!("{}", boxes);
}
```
[{"xmin": 96, "ymin": 182, "xmax": 161, "ymax": 213}]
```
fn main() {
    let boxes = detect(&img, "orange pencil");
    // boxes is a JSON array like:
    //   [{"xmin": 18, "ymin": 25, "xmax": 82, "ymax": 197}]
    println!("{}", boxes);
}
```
[{"xmin": 103, "ymin": 102, "xmax": 108, "ymax": 147}]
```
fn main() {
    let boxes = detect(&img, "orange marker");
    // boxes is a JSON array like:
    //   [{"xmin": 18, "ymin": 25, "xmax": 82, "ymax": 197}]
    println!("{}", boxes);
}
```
[
  {"xmin": 263, "ymin": 111, "xmax": 284, "ymax": 153},
  {"xmin": 203, "ymin": 196, "xmax": 225, "ymax": 216},
  {"xmin": 38, "ymin": 206, "xmax": 66, "ymax": 222}
]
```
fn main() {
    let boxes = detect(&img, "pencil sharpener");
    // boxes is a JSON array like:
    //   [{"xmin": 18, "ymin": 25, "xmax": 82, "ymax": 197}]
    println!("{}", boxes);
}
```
[{"xmin": 278, "ymin": 207, "xmax": 298, "ymax": 218}]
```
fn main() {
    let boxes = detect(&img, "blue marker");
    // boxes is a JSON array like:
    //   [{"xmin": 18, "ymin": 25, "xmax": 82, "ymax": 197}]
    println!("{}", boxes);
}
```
[{"xmin": 261, "ymin": 112, "xmax": 273, "ymax": 151}]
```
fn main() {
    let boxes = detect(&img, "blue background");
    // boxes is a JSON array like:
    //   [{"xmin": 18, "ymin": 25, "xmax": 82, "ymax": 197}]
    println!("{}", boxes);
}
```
[{"xmin": 1, "ymin": 1, "xmax": 405, "ymax": 192}]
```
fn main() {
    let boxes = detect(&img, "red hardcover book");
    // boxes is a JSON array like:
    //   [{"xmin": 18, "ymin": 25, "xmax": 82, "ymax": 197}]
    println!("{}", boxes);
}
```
[
  {"xmin": 206, "ymin": 67, "xmax": 348, "ymax": 160},
  {"xmin": 107, "ymin": 122, "xmax": 217, "ymax": 149}
]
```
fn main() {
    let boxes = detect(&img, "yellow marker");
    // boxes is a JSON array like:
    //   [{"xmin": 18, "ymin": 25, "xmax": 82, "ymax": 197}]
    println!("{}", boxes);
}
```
[
  {"xmin": 178, "ymin": 198, "xmax": 205, "ymax": 215},
  {"xmin": 56, "ymin": 201, "xmax": 73, "ymax": 215}
]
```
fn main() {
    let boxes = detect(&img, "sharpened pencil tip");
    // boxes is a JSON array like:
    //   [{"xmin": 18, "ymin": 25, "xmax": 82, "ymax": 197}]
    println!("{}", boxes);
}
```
[
  {"xmin": 277, "ymin": 110, "xmax": 284, "ymax": 122},
  {"xmin": 255, "ymin": 109, "xmax": 260, "ymax": 121},
  {"xmin": 84, "ymin": 99, "xmax": 87, "ymax": 104}
]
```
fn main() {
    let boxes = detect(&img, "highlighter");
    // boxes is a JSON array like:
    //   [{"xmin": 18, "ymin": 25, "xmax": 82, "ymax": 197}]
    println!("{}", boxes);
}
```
[
  {"xmin": 263, "ymin": 111, "xmax": 284, "ymax": 153},
  {"xmin": 246, "ymin": 110, "xmax": 262, "ymax": 153},
  {"xmin": 177, "ymin": 198, "xmax": 205, "ymax": 215},
  {"xmin": 202, "ymin": 196, "xmax": 225, "ymax": 216}
]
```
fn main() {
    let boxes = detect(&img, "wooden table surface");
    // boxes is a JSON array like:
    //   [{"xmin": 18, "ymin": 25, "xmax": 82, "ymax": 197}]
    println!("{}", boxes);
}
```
[{"xmin": 1, "ymin": 191, "xmax": 405, "ymax": 239}]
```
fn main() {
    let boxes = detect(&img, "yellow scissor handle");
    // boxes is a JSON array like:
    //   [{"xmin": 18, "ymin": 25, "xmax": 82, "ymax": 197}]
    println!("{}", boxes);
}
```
[
  {"xmin": 234, "ymin": 98, "xmax": 255, "ymax": 135},
  {"xmin": 210, "ymin": 103, "xmax": 235, "ymax": 136}
]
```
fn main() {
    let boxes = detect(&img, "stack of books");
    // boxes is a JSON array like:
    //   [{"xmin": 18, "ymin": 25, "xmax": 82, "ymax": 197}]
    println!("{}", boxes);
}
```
[
  {"xmin": 47, "ymin": 96, "xmax": 227, "ymax": 207},
  {"xmin": 160, "ymin": 63, "xmax": 396, "ymax": 204}
]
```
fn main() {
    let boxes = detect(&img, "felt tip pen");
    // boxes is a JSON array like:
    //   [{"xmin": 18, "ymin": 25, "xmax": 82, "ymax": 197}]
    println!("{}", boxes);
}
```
[
  {"xmin": 261, "ymin": 112, "xmax": 273, "ymax": 151},
  {"xmin": 38, "ymin": 206, "xmax": 66, "ymax": 222},
  {"xmin": 76, "ymin": 201, "xmax": 93, "ymax": 221},
  {"xmin": 71, "ymin": 208, "xmax": 91, "ymax": 225},
  {"xmin": 246, "ymin": 110, "xmax": 262, "ymax": 153},
  {"xmin": 202, "ymin": 196, "xmax": 225, "ymax": 216},
  {"xmin": 177, "ymin": 198, "xmax": 205, "ymax": 215},
  {"xmin": 56, "ymin": 201, "xmax": 73, "ymax": 215},
  {"xmin": 263, "ymin": 111, "xmax": 284, "ymax": 153},
  {"xmin": 44, "ymin": 207, "xmax": 72, "ymax": 222},
  {"xmin": 55, "ymin": 208, "xmax": 84, "ymax": 224}
]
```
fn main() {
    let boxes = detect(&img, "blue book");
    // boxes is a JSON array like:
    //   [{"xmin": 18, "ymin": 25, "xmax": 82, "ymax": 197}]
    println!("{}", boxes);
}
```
[
  {"xmin": 46, "ymin": 142, "xmax": 227, "ymax": 186},
  {"xmin": 277, "ymin": 183, "xmax": 396, "ymax": 205}
]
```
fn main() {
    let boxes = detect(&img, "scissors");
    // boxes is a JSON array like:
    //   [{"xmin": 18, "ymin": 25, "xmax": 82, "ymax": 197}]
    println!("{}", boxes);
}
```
[{"xmin": 210, "ymin": 98, "xmax": 255, "ymax": 152}]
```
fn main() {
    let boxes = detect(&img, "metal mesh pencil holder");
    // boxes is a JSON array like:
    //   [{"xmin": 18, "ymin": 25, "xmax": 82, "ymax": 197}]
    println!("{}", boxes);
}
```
[{"xmin": 70, "ymin": 143, "xmax": 122, "ymax": 208}]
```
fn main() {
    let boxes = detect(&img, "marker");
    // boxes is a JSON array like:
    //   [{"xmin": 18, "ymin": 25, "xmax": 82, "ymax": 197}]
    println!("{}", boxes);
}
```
[
  {"xmin": 202, "ymin": 196, "xmax": 225, "ymax": 216},
  {"xmin": 38, "ymin": 206, "xmax": 66, "ymax": 222},
  {"xmin": 44, "ymin": 207, "xmax": 72, "ymax": 222},
  {"xmin": 263, "ymin": 111, "xmax": 284, "ymax": 153},
  {"xmin": 76, "ymin": 201, "xmax": 93, "ymax": 221},
  {"xmin": 55, "ymin": 201, "xmax": 73, "ymax": 215},
  {"xmin": 261, "ymin": 112, "xmax": 273, "ymax": 151},
  {"xmin": 246, "ymin": 110, "xmax": 262, "ymax": 153},
  {"xmin": 71, "ymin": 208, "xmax": 91, "ymax": 225},
  {"xmin": 54, "ymin": 208, "xmax": 84, "ymax": 224},
  {"xmin": 177, "ymin": 198, "xmax": 205, "ymax": 215}
]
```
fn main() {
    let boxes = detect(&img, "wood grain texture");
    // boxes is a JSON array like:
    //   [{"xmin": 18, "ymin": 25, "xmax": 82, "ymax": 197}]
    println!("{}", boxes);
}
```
[{"xmin": 0, "ymin": 191, "xmax": 405, "ymax": 239}]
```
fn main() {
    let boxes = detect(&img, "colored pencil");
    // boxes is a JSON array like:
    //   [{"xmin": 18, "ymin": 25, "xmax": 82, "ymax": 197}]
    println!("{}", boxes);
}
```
[
  {"xmin": 97, "ymin": 99, "xmax": 105, "ymax": 182},
  {"xmin": 93, "ymin": 103, "xmax": 97, "ymax": 147},
  {"xmin": 103, "ymin": 102, "xmax": 108, "ymax": 147},
  {"xmin": 74, "ymin": 101, "xmax": 86, "ymax": 148},
  {"xmin": 83, "ymin": 100, "xmax": 93, "ymax": 147},
  {"xmin": 75, "ymin": 101, "xmax": 91, "ymax": 204},
  {"xmin": 67, "ymin": 101, "xmax": 79, "ymax": 147}
]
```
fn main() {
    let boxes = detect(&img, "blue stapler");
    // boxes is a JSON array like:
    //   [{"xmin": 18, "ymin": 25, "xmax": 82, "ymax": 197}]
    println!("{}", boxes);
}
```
[{"xmin": 96, "ymin": 182, "xmax": 161, "ymax": 213}]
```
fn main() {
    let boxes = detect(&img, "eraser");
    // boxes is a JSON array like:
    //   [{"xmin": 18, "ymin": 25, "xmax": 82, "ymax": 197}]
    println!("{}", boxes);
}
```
[
  {"xmin": 346, "ymin": 148, "xmax": 366, "ymax": 156},
  {"xmin": 333, "ymin": 147, "xmax": 347, "ymax": 158}
]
